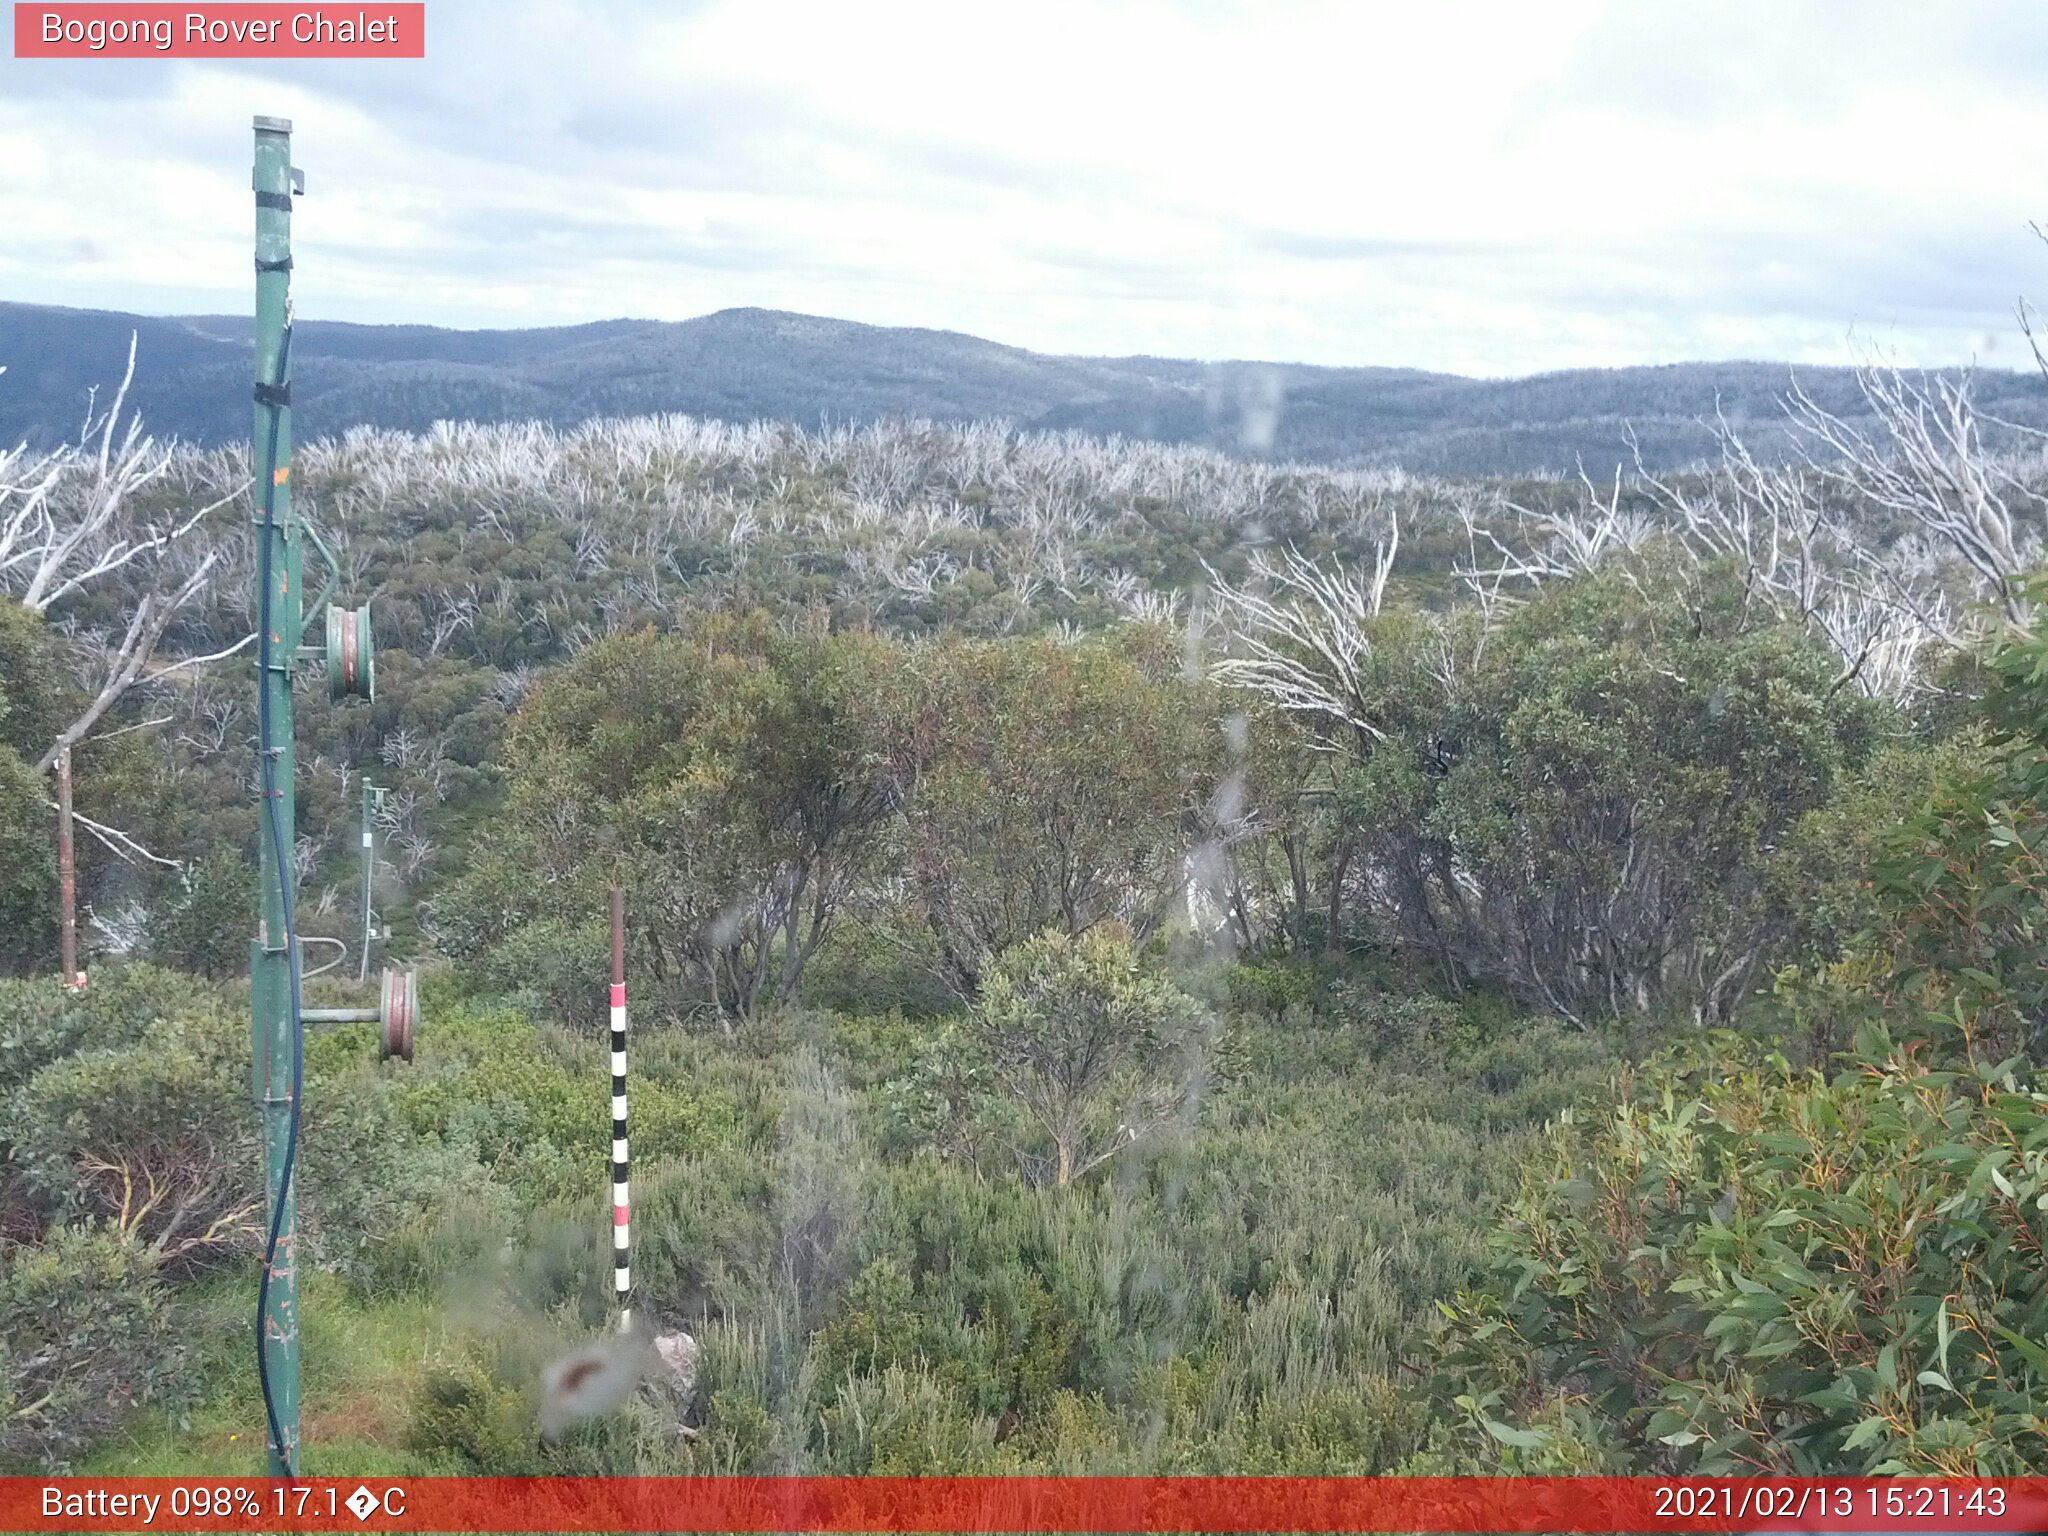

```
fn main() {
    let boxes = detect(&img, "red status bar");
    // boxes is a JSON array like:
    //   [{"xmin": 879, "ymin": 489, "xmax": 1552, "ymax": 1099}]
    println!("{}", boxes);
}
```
[{"xmin": 6, "ymin": 1477, "xmax": 2048, "ymax": 1533}]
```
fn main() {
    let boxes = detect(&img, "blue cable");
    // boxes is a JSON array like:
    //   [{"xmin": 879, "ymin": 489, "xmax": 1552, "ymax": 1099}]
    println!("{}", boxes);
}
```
[{"xmin": 252, "ymin": 319, "xmax": 303, "ymax": 1477}]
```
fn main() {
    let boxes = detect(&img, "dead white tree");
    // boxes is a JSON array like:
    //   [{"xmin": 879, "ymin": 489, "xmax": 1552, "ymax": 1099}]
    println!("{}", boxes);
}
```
[
  {"xmin": 1204, "ymin": 518, "xmax": 1400, "ymax": 750},
  {"xmin": 60, "ymin": 806, "xmax": 185, "ymax": 873},
  {"xmin": 1455, "ymin": 355, "xmax": 2045, "ymax": 704},
  {"xmin": 1668, "ymin": 365, "xmax": 2039, "ymax": 697},
  {"xmin": 1786, "ymin": 366, "xmax": 2039, "ymax": 635},
  {"xmin": 1452, "ymin": 462, "xmax": 1657, "ymax": 610},
  {"xmin": 0, "ymin": 338, "xmax": 246, "ymax": 773},
  {"xmin": 426, "ymin": 584, "xmax": 480, "ymax": 656}
]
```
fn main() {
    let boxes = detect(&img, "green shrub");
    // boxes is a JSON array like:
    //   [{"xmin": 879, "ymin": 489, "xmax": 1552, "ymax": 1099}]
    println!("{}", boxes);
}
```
[
  {"xmin": 630, "ymin": 1148, "xmax": 779, "ymax": 1322},
  {"xmin": 405, "ymin": 1348, "xmax": 536, "ymax": 1472},
  {"xmin": 969, "ymin": 928, "xmax": 1212, "ymax": 1189},
  {"xmin": 389, "ymin": 1006, "xmax": 743, "ymax": 1206},
  {"xmin": 1440, "ymin": 1030, "xmax": 2048, "ymax": 1473},
  {"xmin": 1177, "ymin": 1375, "xmax": 1426, "ymax": 1474},
  {"xmin": 0, "ymin": 1225, "xmax": 192, "ymax": 1471},
  {"xmin": 9, "ymin": 1006, "xmax": 259, "ymax": 1270},
  {"xmin": 148, "ymin": 852, "xmax": 258, "ymax": 979},
  {"xmin": 1866, "ymin": 586, "xmax": 2048, "ymax": 1063},
  {"xmin": 400, "ymin": 1312, "xmax": 682, "ymax": 1474},
  {"xmin": 299, "ymin": 1059, "xmax": 512, "ymax": 1291},
  {"xmin": 871, "ymin": 1017, "xmax": 1008, "ymax": 1167},
  {"xmin": 1225, "ymin": 958, "xmax": 1315, "ymax": 1021},
  {"xmin": 1449, "ymin": 1019, "xmax": 1620, "ymax": 1130},
  {"xmin": 0, "ymin": 749, "xmax": 55, "ymax": 977},
  {"xmin": 800, "ymin": 926, "xmax": 957, "ymax": 1020},
  {"xmin": 466, "ymin": 916, "xmax": 610, "ymax": 1033},
  {"xmin": 816, "ymin": 1364, "xmax": 1013, "ymax": 1473},
  {"xmin": 0, "ymin": 962, "xmax": 221, "ymax": 1101},
  {"xmin": 352, "ymin": 1194, "xmax": 519, "ymax": 1301},
  {"xmin": 823, "ymin": 1009, "xmax": 934, "ymax": 1089}
]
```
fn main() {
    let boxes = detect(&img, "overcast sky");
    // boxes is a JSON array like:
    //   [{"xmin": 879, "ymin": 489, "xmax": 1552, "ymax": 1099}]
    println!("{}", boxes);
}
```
[{"xmin": 5, "ymin": 0, "xmax": 2048, "ymax": 376}]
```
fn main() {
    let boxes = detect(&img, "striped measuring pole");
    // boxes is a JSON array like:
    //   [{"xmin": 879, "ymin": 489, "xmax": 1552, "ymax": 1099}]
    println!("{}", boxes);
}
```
[{"xmin": 609, "ymin": 887, "xmax": 631, "ymax": 1333}]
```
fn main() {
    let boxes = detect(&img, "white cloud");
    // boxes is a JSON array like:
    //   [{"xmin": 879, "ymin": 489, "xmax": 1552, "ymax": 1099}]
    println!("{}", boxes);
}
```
[{"xmin": 2, "ymin": 0, "xmax": 2045, "ymax": 374}]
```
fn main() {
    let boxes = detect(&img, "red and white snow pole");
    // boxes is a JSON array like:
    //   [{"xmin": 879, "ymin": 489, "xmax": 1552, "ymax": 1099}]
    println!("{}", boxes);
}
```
[{"xmin": 609, "ymin": 886, "xmax": 632, "ymax": 1333}]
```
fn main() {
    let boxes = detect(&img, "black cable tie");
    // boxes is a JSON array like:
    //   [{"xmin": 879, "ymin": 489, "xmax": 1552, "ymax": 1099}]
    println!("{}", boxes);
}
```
[
  {"xmin": 255, "ymin": 190, "xmax": 294, "ymax": 212},
  {"xmin": 253, "ymin": 382, "xmax": 291, "ymax": 408},
  {"xmin": 255, "ymin": 256, "xmax": 293, "ymax": 273}
]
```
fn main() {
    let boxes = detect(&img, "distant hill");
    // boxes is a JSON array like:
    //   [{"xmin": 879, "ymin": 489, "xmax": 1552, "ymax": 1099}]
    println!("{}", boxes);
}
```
[{"xmin": 4, "ymin": 301, "xmax": 2044, "ymax": 475}]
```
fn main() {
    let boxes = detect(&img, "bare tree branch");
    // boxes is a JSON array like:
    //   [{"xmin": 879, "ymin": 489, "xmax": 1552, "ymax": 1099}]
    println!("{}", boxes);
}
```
[
  {"xmin": 56, "ymin": 806, "xmax": 186, "ymax": 872},
  {"xmin": 1204, "ymin": 518, "xmax": 1401, "ymax": 750},
  {"xmin": 2, "ymin": 340, "xmax": 242, "ymax": 776}
]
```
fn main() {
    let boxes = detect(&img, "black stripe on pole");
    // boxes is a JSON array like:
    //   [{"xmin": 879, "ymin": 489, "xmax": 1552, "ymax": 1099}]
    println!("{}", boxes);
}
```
[
  {"xmin": 612, "ymin": 1074, "xmax": 627, "ymax": 1096},
  {"xmin": 611, "ymin": 1030, "xmax": 626, "ymax": 1051},
  {"xmin": 612, "ymin": 1159, "xmax": 630, "ymax": 1182},
  {"xmin": 614, "ymin": 1249, "xmax": 631, "ymax": 1270},
  {"xmin": 611, "ymin": 1116, "xmax": 628, "ymax": 1139}
]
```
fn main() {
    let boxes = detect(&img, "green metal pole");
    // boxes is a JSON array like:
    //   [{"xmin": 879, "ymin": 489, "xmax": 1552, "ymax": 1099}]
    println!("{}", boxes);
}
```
[{"xmin": 250, "ymin": 112, "xmax": 301, "ymax": 1477}]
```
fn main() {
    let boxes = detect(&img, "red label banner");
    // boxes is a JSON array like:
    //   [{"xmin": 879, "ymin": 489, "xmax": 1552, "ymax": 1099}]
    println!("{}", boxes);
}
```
[
  {"xmin": 4, "ymin": 1477, "xmax": 2048, "ymax": 1533},
  {"xmin": 13, "ymin": 4, "xmax": 425, "ymax": 57}
]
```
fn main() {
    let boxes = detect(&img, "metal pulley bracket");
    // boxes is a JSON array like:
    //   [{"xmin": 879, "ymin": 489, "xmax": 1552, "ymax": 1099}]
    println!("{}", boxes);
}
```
[
  {"xmin": 326, "ymin": 603, "xmax": 375, "ymax": 700},
  {"xmin": 298, "ymin": 965, "xmax": 418, "ymax": 1062},
  {"xmin": 293, "ymin": 520, "xmax": 375, "ymax": 700}
]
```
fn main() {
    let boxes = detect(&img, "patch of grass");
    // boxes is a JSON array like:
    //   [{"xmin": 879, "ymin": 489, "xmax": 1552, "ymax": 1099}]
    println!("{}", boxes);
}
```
[{"xmin": 78, "ymin": 1269, "xmax": 457, "ymax": 1476}]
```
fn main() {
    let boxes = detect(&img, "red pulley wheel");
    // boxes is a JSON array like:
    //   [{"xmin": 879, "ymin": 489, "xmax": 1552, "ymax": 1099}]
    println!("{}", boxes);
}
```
[{"xmin": 379, "ymin": 966, "xmax": 415, "ymax": 1061}]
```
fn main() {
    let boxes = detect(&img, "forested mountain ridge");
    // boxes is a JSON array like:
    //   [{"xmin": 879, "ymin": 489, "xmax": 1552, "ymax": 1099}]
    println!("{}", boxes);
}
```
[{"xmin": 7, "ymin": 298, "xmax": 2046, "ymax": 474}]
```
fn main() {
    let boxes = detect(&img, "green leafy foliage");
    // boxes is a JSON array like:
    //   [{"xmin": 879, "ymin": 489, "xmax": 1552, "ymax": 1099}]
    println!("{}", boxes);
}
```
[
  {"xmin": 296, "ymin": 1052, "xmax": 512, "ymax": 1290},
  {"xmin": 1440, "ymin": 1030, "xmax": 2048, "ymax": 1473},
  {"xmin": 404, "ymin": 1346, "xmax": 537, "ymax": 1472},
  {"xmin": 1289, "ymin": 568, "xmax": 1885, "ymax": 1020},
  {"xmin": 8, "ymin": 998, "xmax": 260, "ymax": 1269},
  {"xmin": 148, "ymin": 852, "xmax": 258, "ymax": 979},
  {"xmin": 0, "ymin": 750, "xmax": 56, "ymax": 976},
  {"xmin": 440, "ymin": 615, "xmax": 912, "ymax": 1026},
  {"xmin": 0, "ymin": 1225, "xmax": 193, "ymax": 1472},
  {"xmin": 385, "ymin": 1003, "xmax": 744, "ymax": 1208},
  {"xmin": 1437, "ymin": 601, "xmax": 2048, "ymax": 1474},
  {"xmin": 966, "ymin": 928, "xmax": 1212, "ymax": 1188},
  {"xmin": 900, "ymin": 630, "xmax": 1219, "ymax": 993},
  {"xmin": 0, "ymin": 598, "xmax": 70, "ymax": 974},
  {"xmin": 0, "ymin": 964, "xmax": 220, "ymax": 1105},
  {"xmin": 1450, "ymin": 571, "xmax": 1880, "ymax": 1013},
  {"xmin": 1869, "ymin": 577, "xmax": 2048, "ymax": 1062}
]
